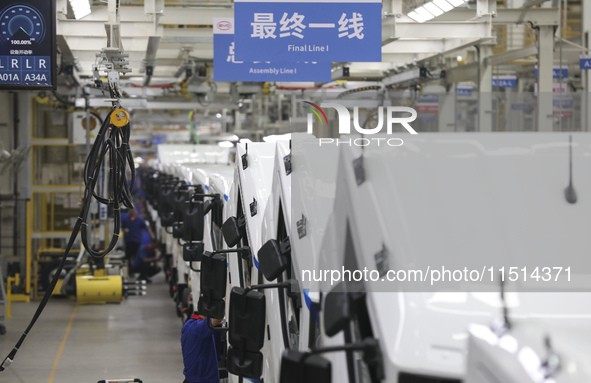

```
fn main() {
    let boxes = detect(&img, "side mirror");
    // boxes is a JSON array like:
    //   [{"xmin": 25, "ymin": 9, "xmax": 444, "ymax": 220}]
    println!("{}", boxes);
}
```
[
  {"xmin": 158, "ymin": 183, "xmax": 176, "ymax": 223},
  {"xmin": 183, "ymin": 242, "xmax": 204, "ymax": 262},
  {"xmin": 198, "ymin": 296, "xmax": 226, "ymax": 320},
  {"xmin": 173, "ymin": 188, "xmax": 189, "ymax": 222},
  {"xmin": 279, "ymin": 350, "xmax": 331, "ymax": 383},
  {"xmin": 228, "ymin": 287, "xmax": 266, "ymax": 350},
  {"xmin": 197, "ymin": 252, "xmax": 227, "ymax": 319},
  {"xmin": 222, "ymin": 216, "xmax": 243, "ymax": 248},
  {"xmin": 201, "ymin": 252, "xmax": 227, "ymax": 300},
  {"xmin": 257, "ymin": 239, "xmax": 289, "ymax": 281},
  {"xmin": 160, "ymin": 212, "xmax": 174, "ymax": 227},
  {"xmin": 182, "ymin": 201, "xmax": 204, "ymax": 242},
  {"xmin": 227, "ymin": 287, "xmax": 266, "ymax": 379},
  {"xmin": 323, "ymin": 286, "xmax": 351, "ymax": 337},
  {"xmin": 227, "ymin": 348, "xmax": 263, "ymax": 379},
  {"xmin": 173, "ymin": 222, "xmax": 183, "ymax": 239},
  {"xmin": 323, "ymin": 281, "xmax": 366, "ymax": 337}
]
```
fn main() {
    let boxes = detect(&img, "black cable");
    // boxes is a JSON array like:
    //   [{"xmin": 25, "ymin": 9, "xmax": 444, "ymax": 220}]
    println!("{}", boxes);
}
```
[{"xmin": 0, "ymin": 106, "xmax": 134, "ymax": 372}]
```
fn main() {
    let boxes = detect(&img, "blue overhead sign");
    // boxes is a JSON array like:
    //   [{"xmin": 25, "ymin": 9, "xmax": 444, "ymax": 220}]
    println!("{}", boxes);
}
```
[
  {"xmin": 418, "ymin": 95, "xmax": 438, "ymax": 102},
  {"xmin": 0, "ymin": 0, "xmax": 56, "ymax": 90},
  {"xmin": 457, "ymin": 87, "xmax": 472, "ymax": 97},
  {"xmin": 553, "ymin": 98, "xmax": 573, "ymax": 108},
  {"xmin": 213, "ymin": 18, "xmax": 331, "ymax": 82},
  {"xmin": 581, "ymin": 56, "xmax": 591, "ymax": 70},
  {"xmin": 233, "ymin": 0, "xmax": 382, "ymax": 62},
  {"xmin": 535, "ymin": 65, "xmax": 568, "ymax": 79},
  {"xmin": 493, "ymin": 75, "xmax": 517, "ymax": 88}
]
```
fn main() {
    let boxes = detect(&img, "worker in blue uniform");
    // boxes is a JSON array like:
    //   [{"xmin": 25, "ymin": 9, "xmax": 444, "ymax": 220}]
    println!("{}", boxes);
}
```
[
  {"xmin": 181, "ymin": 314, "xmax": 223, "ymax": 383},
  {"xmin": 122, "ymin": 207, "xmax": 154, "ymax": 266},
  {"xmin": 132, "ymin": 232, "xmax": 161, "ymax": 282}
]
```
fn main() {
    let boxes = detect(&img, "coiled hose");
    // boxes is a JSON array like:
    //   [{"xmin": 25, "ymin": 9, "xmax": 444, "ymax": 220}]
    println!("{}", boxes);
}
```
[{"xmin": 0, "ymin": 106, "xmax": 134, "ymax": 372}]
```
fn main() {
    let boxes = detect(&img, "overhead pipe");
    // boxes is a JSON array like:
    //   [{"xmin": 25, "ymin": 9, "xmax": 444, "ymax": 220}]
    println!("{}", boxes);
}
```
[{"xmin": 93, "ymin": 0, "xmax": 232, "ymax": 7}]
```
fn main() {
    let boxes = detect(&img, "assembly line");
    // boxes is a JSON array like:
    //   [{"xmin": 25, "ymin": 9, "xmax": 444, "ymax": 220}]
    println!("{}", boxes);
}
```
[
  {"xmin": 126, "ymin": 133, "xmax": 591, "ymax": 383},
  {"xmin": 1, "ymin": 0, "xmax": 591, "ymax": 382}
]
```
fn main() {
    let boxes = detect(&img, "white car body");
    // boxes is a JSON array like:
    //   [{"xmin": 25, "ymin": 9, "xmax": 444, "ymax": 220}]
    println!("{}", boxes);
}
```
[
  {"xmin": 256, "ymin": 134, "xmax": 341, "ymax": 383},
  {"xmin": 315, "ymin": 133, "xmax": 591, "ymax": 382},
  {"xmin": 223, "ymin": 142, "xmax": 277, "ymax": 383},
  {"xmin": 183, "ymin": 163, "xmax": 234, "ymax": 314},
  {"xmin": 466, "ymin": 320, "xmax": 591, "ymax": 383},
  {"xmin": 150, "ymin": 145, "xmax": 232, "ymax": 314}
]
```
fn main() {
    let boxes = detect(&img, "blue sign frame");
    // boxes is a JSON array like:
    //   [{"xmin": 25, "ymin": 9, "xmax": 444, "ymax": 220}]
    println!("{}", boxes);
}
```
[
  {"xmin": 0, "ymin": 0, "xmax": 57, "ymax": 90},
  {"xmin": 213, "ymin": 18, "xmax": 331, "ymax": 82},
  {"xmin": 492, "ymin": 76, "xmax": 517, "ymax": 89},
  {"xmin": 234, "ymin": 0, "xmax": 382, "ymax": 62},
  {"xmin": 535, "ymin": 65, "xmax": 568, "ymax": 79}
]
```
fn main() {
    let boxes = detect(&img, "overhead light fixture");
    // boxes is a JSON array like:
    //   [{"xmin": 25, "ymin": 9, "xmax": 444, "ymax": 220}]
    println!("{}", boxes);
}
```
[
  {"xmin": 414, "ymin": 6, "xmax": 435, "ymax": 22},
  {"xmin": 407, "ymin": 11, "xmax": 429, "ymax": 23},
  {"xmin": 68, "ymin": 0, "xmax": 91, "ymax": 19},
  {"xmin": 423, "ymin": 2, "xmax": 444, "ymax": 17},
  {"xmin": 407, "ymin": 0, "xmax": 467, "ymax": 23},
  {"xmin": 433, "ymin": 0, "xmax": 454, "ymax": 12}
]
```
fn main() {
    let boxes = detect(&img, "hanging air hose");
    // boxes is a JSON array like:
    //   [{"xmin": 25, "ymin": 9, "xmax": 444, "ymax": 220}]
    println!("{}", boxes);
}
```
[{"xmin": 0, "ymin": 106, "xmax": 135, "ymax": 373}]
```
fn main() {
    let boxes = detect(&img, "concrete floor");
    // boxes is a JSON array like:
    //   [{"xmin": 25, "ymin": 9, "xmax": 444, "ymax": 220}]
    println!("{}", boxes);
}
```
[{"xmin": 0, "ymin": 274, "xmax": 184, "ymax": 383}]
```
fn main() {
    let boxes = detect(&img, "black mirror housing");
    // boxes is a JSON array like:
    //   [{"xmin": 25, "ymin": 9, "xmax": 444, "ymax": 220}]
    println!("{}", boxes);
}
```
[
  {"xmin": 183, "ymin": 242, "xmax": 204, "ymax": 262},
  {"xmin": 183, "ymin": 201, "xmax": 204, "ymax": 242},
  {"xmin": 222, "ymin": 217, "xmax": 242, "ymax": 248},
  {"xmin": 173, "ymin": 222, "xmax": 183, "ymax": 239},
  {"xmin": 160, "ymin": 211, "xmax": 174, "ymax": 227},
  {"xmin": 197, "ymin": 251, "xmax": 227, "ymax": 319},
  {"xmin": 227, "ymin": 348, "xmax": 263, "ymax": 379},
  {"xmin": 229, "ymin": 287, "xmax": 266, "ymax": 351},
  {"xmin": 257, "ymin": 239, "xmax": 288, "ymax": 281},
  {"xmin": 173, "ymin": 188, "xmax": 189, "ymax": 221},
  {"xmin": 323, "ymin": 287, "xmax": 351, "ymax": 337},
  {"xmin": 197, "ymin": 296, "xmax": 226, "ymax": 319},
  {"xmin": 200, "ymin": 252, "xmax": 227, "ymax": 300},
  {"xmin": 280, "ymin": 350, "xmax": 331, "ymax": 383}
]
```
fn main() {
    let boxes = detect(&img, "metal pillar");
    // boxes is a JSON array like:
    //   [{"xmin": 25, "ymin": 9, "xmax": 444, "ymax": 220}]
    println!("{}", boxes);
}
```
[
  {"xmin": 439, "ymin": 86, "xmax": 456, "ymax": 132},
  {"xmin": 537, "ymin": 26, "xmax": 554, "ymax": 132},
  {"xmin": 478, "ymin": 44, "xmax": 493, "ymax": 132}
]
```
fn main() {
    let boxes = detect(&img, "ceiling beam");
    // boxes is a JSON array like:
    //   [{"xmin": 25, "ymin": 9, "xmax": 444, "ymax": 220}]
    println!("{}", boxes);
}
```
[
  {"xmin": 383, "ymin": 40, "xmax": 445, "ymax": 54},
  {"xmin": 432, "ymin": 7, "xmax": 559, "ymax": 26},
  {"xmin": 67, "ymin": 6, "xmax": 232, "ymax": 25},
  {"xmin": 383, "ymin": 21, "xmax": 492, "ymax": 40}
]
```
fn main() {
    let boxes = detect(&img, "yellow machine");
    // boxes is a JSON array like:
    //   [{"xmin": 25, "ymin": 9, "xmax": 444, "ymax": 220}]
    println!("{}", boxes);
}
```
[
  {"xmin": 35, "ymin": 248, "xmax": 142, "ymax": 304},
  {"xmin": 76, "ymin": 275, "xmax": 123, "ymax": 304}
]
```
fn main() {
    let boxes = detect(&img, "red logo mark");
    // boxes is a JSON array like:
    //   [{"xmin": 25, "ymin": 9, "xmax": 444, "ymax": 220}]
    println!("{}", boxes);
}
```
[{"xmin": 217, "ymin": 21, "xmax": 232, "ymax": 31}]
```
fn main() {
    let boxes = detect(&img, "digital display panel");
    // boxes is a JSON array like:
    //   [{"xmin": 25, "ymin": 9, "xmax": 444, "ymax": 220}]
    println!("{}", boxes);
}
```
[{"xmin": 0, "ymin": 0, "xmax": 56, "ymax": 90}]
